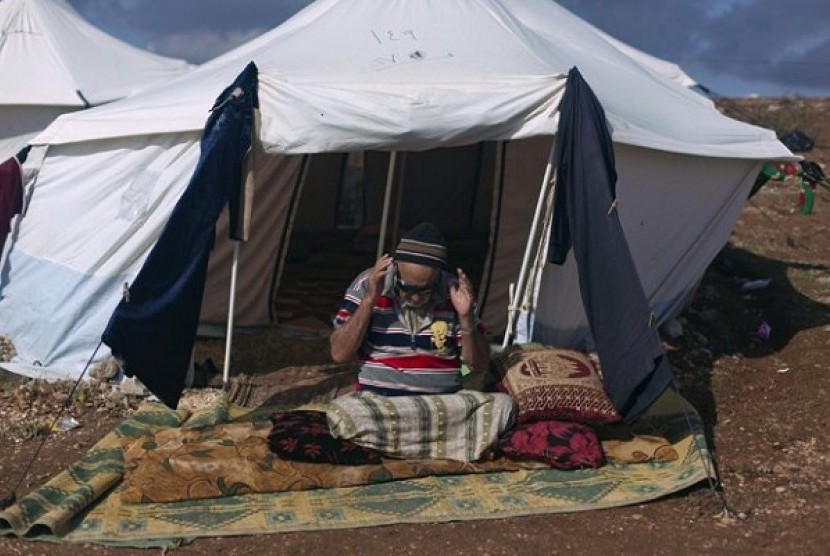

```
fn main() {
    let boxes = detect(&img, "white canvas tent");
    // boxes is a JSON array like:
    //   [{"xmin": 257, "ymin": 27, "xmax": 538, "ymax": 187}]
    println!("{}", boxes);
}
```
[
  {"xmin": 0, "ymin": 0, "xmax": 192, "ymax": 161},
  {"xmin": 0, "ymin": 0, "xmax": 794, "ymax": 380}
]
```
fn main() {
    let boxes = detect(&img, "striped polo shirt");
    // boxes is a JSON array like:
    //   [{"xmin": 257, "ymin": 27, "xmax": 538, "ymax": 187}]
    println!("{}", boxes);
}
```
[{"xmin": 333, "ymin": 268, "xmax": 475, "ymax": 394}]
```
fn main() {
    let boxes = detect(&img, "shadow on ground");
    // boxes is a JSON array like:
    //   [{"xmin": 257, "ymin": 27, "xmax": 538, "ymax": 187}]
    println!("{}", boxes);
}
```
[{"xmin": 668, "ymin": 243, "xmax": 830, "ymax": 458}]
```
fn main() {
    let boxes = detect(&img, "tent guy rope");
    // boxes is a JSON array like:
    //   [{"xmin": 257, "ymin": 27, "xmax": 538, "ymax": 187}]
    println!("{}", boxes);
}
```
[{"xmin": 1, "ymin": 341, "xmax": 103, "ymax": 511}]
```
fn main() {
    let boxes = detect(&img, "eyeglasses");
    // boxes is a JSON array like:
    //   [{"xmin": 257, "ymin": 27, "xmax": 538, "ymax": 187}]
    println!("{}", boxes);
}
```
[{"xmin": 396, "ymin": 277, "xmax": 435, "ymax": 297}]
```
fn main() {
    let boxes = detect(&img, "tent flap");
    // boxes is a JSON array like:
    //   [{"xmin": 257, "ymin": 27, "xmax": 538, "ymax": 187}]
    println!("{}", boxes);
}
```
[
  {"xmin": 547, "ymin": 67, "xmax": 672, "ymax": 422},
  {"xmin": 102, "ymin": 63, "xmax": 259, "ymax": 408}
]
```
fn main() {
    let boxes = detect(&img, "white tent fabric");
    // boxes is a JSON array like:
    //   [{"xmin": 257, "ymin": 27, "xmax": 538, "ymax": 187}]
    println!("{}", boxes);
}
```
[
  {"xmin": 0, "ymin": 0, "xmax": 795, "ymax": 380},
  {"xmin": 590, "ymin": 28, "xmax": 701, "ymax": 92},
  {"xmin": 0, "ymin": 0, "xmax": 191, "ymax": 160},
  {"xmin": 36, "ymin": 0, "xmax": 777, "ymax": 157}
]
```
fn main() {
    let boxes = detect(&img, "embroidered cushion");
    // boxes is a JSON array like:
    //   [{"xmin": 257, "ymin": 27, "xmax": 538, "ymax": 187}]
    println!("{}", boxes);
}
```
[
  {"xmin": 498, "ymin": 420, "xmax": 604, "ymax": 469},
  {"xmin": 267, "ymin": 410, "xmax": 382, "ymax": 465},
  {"xmin": 325, "ymin": 390, "xmax": 516, "ymax": 462},
  {"xmin": 493, "ymin": 346, "xmax": 621, "ymax": 425}
]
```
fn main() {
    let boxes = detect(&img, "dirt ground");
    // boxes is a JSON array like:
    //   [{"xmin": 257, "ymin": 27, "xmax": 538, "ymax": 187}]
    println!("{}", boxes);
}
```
[{"xmin": 1, "ymin": 98, "xmax": 829, "ymax": 555}]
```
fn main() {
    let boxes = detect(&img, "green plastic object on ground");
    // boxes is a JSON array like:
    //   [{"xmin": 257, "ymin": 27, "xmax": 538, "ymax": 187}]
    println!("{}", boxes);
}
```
[{"xmin": 799, "ymin": 181, "xmax": 815, "ymax": 214}]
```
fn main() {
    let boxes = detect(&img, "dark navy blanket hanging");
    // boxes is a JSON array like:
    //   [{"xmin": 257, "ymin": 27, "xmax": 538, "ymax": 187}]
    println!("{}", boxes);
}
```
[
  {"xmin": 103, "ymin": 62, "xmax": 259, "ymax": 408},
  {"xmin": 548, "ymin": 67, "xmax": 673, "ymax": 422}
]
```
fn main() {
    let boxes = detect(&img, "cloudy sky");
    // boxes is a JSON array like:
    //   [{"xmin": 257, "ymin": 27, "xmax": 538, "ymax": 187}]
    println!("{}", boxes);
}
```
[{"xmin": 68, "ymin": 0, "xmax": 830, "ymax": 98}]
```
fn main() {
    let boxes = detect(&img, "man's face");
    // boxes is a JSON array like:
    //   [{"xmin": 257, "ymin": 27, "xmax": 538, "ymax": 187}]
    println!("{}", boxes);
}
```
[{"xmin": 395, "ymin": 261, "xmax": 440, "ymax": 309}]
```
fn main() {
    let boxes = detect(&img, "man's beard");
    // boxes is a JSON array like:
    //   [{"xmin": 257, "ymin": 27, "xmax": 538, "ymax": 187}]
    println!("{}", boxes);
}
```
[{"xmin": 400, "ymin": 298, "xmax": 431, "ymax": 312}]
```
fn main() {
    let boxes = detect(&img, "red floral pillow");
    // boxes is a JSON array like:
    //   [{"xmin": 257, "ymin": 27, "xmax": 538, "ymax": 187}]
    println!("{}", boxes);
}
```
[
  {"xmin": 493, "ymin": 347, "xmax": 621, "ymax": 425},
  {"xmin": 498, "ymin": 420, "xmax": 604, "ymax": 469},
  {"xmin": 268, "ymin": 410, "xmax": 382, "ymax": 465}
]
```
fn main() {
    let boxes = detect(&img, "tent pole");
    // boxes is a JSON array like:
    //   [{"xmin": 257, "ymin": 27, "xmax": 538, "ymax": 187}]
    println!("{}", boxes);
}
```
[
  {"xmin": 390, "ymin": 152, "xmax": 407, "ymax": 249},
  {"xmin": 517, "ymin": 173, "xmax": 558, "ymax": 341},
  {"xmin": 376, "ymin": 151, "xmax": 398, "ymax": 259},
  {"xmin": 269, "ymin": 154, "xmax": 312, "ymax": 323},
  {"xmin": 502, "ymin": 139, "xmax": 557, "ymax": 348},
  {"xmin": 477, "ymin": 141, "xmax": 505, "ymax": 310},
  {"xmin": 222, "ymin": 240, "xmax": 241, "ymax": 390}
]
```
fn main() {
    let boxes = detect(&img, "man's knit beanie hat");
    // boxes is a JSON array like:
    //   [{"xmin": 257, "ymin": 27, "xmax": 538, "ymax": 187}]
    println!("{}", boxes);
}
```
[{"xmin": 394, "ymin": 222, "xmax": 447, "ymax": 269}]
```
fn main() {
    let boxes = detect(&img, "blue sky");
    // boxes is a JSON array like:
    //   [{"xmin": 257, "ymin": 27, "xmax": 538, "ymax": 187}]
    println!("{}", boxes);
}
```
[{"xmin": 68, "ymin": 0, "xmax": 830, "ymax": 98}]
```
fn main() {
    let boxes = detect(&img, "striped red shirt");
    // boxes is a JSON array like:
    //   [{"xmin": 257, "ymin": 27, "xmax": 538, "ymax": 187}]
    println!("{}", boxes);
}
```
[{"xmin": 333, "ymin": 268, "xmax": 481, "ymax": 394}]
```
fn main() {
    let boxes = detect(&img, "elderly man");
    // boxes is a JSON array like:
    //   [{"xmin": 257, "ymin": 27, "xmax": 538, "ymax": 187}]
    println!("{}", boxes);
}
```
[{"xmin": 330, "ymin": 222, "xmax": 490, "ymax": 395}]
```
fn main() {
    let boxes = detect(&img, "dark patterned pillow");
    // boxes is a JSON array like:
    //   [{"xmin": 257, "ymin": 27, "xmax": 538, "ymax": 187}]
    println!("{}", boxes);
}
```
[
  {"xmin": 493, "ymin": 346, "xmax": 621, "ymax": 425},
  {"xmin": 267, "ymin": 410, "xmax": 382, "ymax": 465},
  {"xmin": 498, "ymin": 420, "xmax": 604, "ymax": 469}
]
